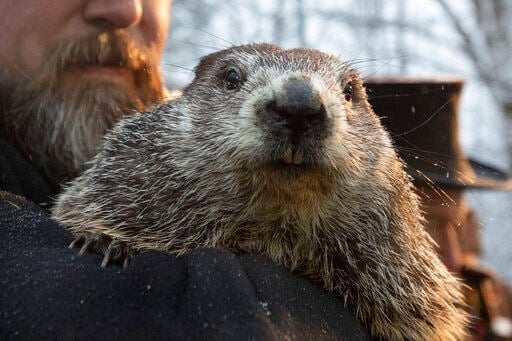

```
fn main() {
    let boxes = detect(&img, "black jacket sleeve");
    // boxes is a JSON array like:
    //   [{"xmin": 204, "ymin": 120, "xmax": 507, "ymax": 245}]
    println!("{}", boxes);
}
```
[{"xmin": 0, "ymin": 191, "xmax": 369, "ymax": 340}]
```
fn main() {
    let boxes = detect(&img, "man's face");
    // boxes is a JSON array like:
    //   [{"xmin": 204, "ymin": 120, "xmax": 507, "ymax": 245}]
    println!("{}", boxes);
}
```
[
  {"xmin": 0, "ymin": 0, "xmax": 170, "ymax": 85},
  {"xmin": 0, "ymin": 0, "xmax": 171, "ymax": 180}
]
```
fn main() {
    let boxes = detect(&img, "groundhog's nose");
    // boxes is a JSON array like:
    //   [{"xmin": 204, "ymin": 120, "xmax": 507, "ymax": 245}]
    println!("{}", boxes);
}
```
[{"xmin": 267, "ymin": 79, "xmax": 326, "ymax": 128}]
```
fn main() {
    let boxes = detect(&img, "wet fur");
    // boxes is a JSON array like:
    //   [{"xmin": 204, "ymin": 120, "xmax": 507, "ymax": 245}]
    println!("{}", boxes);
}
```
[{"xmin": 53, "ymin": 44, "xmax": 467, "ymax": 340}]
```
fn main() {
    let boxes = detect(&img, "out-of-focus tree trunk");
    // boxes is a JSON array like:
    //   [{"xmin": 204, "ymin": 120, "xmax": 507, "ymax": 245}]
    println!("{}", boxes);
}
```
[
  {"xmin": 272, "ymin": 0, "xmax": 286, "ymax": 45},
  {"xmin": 395, "ymin": 1, "xmax": 408, "ymax": 74},
  {"xmin": 296, "ymin": 0, "xmax": 307, "ymax": 46}
]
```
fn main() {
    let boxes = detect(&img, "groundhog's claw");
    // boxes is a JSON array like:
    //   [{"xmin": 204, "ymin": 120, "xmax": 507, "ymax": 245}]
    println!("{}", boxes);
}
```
[
  {"xmin": 69, "ymin": 233, "xmax": 134, "ymax": 267},
  {"xmin": 68, "ymin": 235, "xmax": 86, "ymax": 249},
  {"xmin": 101, "ymin": 239, "xmax": 133, "ymax": 268}
]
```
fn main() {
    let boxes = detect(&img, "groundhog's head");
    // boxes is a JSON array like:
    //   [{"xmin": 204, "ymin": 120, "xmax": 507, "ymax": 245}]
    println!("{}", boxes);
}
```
[{"xmin": 181, "ymin": 44, "xmax": 395, "ymax": 195}]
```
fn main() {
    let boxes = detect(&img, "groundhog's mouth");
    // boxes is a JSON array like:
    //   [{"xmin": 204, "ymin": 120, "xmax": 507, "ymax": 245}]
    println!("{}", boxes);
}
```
[
  {"xmin": 267, "ymin": 147, "xmax": 319, "ymax": 173},
  {"xmin": 259, "ymin": 141, "xmax": 327, "ymax": 174}
]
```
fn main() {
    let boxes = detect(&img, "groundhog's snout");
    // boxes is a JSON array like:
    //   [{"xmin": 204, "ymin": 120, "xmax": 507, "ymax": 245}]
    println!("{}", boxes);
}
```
[
  {"xmin": 266, "ymin": 79, "xmax": 326, "ymax": 132},
  {"xmin": 260, "ymin": 78, "xmax": 329, "ymax": 166}
]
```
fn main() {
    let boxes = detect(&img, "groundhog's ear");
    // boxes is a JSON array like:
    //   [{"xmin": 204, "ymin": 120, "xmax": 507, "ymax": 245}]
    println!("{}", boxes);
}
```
[{"xmin": 194, "ymin": 50, "xmax": 226, "ymax": 78}]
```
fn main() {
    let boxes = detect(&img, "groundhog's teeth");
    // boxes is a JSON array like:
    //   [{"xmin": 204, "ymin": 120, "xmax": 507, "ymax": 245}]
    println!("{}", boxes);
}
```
[
  {"xmin": 292, "ymin": 149, "xmax": 303, "ymax": 165},
  {"xmin": 283, "ymin": 148, "xmax": 293, "ymax": 164}
]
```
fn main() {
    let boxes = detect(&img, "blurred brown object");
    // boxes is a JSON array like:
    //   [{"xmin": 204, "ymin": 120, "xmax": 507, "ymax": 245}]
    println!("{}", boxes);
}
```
[{"xmin": 459, "ymin": 210, "xmax": 482, "ymax": 258}]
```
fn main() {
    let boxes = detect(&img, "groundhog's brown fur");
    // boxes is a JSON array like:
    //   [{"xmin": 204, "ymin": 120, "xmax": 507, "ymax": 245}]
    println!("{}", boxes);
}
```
[{"xmin": 52, "ymin": 43, "xmax": 467, "ymax": 340}]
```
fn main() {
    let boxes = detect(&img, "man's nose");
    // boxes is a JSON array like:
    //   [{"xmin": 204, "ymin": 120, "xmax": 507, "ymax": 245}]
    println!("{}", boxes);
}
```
[{"xmin": 83, "ymin": 0, "xmax": 143, "ymax": 30}]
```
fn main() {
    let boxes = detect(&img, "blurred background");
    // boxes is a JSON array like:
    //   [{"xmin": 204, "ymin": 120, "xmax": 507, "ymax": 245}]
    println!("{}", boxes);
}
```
[{"xmin": 161, "ymin": 0, "xmax": 512, "ymax": 284}]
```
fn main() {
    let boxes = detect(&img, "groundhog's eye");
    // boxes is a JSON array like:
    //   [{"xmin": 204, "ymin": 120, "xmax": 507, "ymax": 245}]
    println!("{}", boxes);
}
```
[
  {"xmin": 224, "ymin": 67, "xmax": 243, "ymax": 91},
  {"xmin": 343, "ymin": 81, "xmax": 353, "ymax": 102}
]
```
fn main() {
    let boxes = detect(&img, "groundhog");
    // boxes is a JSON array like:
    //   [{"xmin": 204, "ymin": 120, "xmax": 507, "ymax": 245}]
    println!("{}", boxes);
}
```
[{"xmin": 52, "ymin": 43, "xmax": 467, "ymax": 340}]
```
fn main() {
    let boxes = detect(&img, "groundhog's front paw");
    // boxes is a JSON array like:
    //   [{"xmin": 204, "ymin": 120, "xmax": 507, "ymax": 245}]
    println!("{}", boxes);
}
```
[{"xmin": 69, "ymin": 233, "xmax": 134, "ymax": 268}]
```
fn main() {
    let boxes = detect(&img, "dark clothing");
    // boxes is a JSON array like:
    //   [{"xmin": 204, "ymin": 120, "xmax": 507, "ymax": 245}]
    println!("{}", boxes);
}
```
[
  {"xmin": 0, "ymin": 137, "xmax": 58, "ymax": 207},
  {"xmin": 0, "ymin": 137, "xmax": 369, "ymax": 340}
]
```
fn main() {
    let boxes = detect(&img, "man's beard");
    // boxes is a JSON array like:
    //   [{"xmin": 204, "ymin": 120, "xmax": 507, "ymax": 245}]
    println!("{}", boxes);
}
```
[{"xmin": 0, "ymin": 31, "xmax": 165, "ymax": 182}]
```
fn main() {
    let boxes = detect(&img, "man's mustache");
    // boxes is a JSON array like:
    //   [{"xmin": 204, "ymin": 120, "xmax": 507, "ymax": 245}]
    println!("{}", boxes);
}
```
[{"xmin": 46, "ymin": 31, "xmax": 155, "ymax": 77}]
